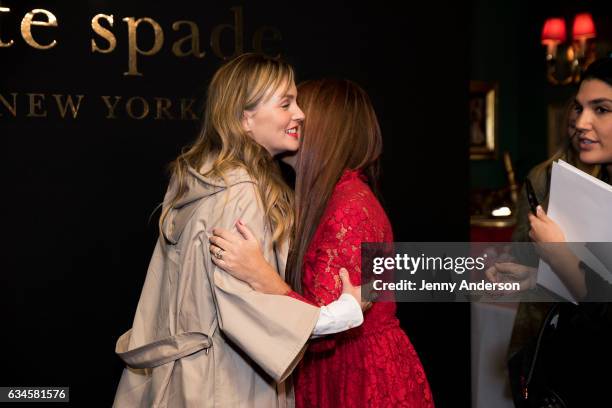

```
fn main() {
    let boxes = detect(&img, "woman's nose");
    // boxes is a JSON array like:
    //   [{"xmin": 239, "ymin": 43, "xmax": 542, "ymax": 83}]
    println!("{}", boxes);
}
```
[
  {"xmin": 575, "ymin": 110, "xmax": 592, "ymax": 132},
  {"xmin": 293, "ymin": 105, "xmax": 305, "ymax": 122}
]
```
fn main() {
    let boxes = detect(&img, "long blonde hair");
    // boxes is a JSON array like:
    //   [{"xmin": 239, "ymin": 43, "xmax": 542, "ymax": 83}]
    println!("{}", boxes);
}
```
[{"xmin": 160, "ymin": 53, "xmax": 295, "ymax": 243}]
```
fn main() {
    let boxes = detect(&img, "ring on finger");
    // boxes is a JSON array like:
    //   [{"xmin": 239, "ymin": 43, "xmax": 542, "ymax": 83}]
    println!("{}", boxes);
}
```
[{"xmin": 215, "ymin": 248, "xmax": 224, "ymax": 260}]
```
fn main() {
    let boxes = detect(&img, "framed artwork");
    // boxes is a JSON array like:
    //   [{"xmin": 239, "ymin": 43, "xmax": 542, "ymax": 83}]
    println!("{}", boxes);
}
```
[{"xmin": 469, "ymin": 81, "xmax": 498, "ymax": 160}]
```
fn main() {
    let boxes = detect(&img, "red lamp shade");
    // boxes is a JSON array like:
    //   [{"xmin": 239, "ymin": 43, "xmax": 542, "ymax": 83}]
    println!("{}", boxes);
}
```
[
  {"xmin": 541, "ymin": 18, "xmax": 567, "ymax": 43},
  {"xmin": 572, "ymin": 13, "xmax": 596, "ymax": 39}
]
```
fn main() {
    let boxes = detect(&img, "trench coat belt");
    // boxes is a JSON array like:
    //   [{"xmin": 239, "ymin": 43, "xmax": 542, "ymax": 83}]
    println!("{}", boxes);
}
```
[{"xmin": 116, "ymin": 329, "xmax": 213, "ymax": 369}]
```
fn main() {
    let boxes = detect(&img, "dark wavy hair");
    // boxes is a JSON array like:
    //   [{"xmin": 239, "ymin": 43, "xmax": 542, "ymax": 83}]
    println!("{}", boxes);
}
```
[{"xmin": 582, "ymin": 57, "xmax": 612, "ymax": 86}]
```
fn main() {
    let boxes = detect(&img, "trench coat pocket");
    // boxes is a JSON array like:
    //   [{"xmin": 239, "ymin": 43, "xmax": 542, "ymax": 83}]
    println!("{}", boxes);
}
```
[{"xmin": 116, "ymin": 329, "xmax": 213, "ymax": 369}]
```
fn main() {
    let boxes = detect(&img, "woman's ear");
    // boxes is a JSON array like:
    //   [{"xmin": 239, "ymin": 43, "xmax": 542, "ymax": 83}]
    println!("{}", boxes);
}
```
[{"xmin": 242, "ymin": 110, "xmax": 253, "ymax": 133}]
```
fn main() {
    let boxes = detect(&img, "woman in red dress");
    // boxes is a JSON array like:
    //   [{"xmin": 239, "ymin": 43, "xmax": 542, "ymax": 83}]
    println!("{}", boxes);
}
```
[{"xmin": 211, "ymin": 79, "xmax": 434, "ymax": 407}]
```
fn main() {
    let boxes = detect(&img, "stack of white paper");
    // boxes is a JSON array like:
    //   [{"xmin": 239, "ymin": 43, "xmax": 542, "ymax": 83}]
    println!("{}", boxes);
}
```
[{"xmin": 537, "ymin": 160, "xmax": 612, "ymax": 302}]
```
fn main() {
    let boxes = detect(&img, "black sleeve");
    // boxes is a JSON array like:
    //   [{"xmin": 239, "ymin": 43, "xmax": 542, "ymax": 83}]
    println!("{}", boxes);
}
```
[{"xmin": 580, "ymin": 261, "xmax": 612, "ymax": 302}]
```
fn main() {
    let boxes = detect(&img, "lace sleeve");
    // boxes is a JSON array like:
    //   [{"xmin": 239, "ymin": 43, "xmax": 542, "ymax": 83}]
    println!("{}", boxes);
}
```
[{"xmin": 308, "ymin": 194, "xmax": 387, "ymax": 307}]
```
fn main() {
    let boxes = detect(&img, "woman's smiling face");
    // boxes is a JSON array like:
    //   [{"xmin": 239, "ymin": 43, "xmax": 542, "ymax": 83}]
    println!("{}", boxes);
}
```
[
  {"xmin": 574, "ymin": 78, "xmax": 612, "ymax": 165},
  {"xmin": 242, "ymin": 80, "xmax": 305, "ymax": 157}
]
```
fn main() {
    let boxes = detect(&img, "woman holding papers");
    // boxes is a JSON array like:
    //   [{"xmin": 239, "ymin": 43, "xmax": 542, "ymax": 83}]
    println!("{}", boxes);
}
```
[
  {"xmin": 491, "ymin": 57, "xmax": 612, "ymax": 299},
  {"xmin": 490, "ymin": 57, "xmax": 612, "ymax": 408},
  {"xmin": 512, "ymin": 98, "xmax": 601, "ymax": 245},
  {"xmin": 529, "ymin": 56, "xmax": 612, "ymax": 300},
  {"xmin": 507, "ymin": 92, "xmax": 601, "ymax": 360}
]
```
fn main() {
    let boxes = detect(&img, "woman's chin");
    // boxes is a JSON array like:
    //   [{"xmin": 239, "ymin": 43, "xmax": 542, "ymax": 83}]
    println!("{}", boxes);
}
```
[
  {"xmin": 283, "ymin": 140, "xmax": 300, "ymax": 153},
  {"xmin": 579, "ymin": 150, "xmax": 609, "ymax": 165}
]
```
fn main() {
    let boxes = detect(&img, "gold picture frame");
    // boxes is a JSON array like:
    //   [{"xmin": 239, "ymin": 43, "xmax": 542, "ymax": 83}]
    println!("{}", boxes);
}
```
[{"xmin": 469, "ymin": 81, "xmax": 498, "ymax": 160}]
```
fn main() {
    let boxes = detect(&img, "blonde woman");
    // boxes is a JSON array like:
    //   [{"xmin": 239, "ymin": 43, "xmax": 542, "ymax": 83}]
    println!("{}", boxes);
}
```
[{"xmin": 113, "ymin": 54, "xmax": 365, "ymax": 407}]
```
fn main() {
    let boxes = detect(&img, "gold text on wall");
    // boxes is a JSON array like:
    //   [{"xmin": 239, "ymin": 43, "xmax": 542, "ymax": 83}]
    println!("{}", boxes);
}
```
[
  {"xmin": 0, "ymin": 6, "xmax": 282, "ymax": 76},
  {"xmin": 0, "ymin": 93, "xmax": 200, "ymax": 121}
]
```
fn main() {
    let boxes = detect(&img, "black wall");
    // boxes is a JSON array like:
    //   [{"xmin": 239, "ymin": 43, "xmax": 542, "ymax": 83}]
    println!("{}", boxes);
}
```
[{"xmin": 0, "ymin": 1, "xmax": 470, "ymax": 406}]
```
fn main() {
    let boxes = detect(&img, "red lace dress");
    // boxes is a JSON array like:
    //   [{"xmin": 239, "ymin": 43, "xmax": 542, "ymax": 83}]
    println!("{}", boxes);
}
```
[{"xmin": 294, "ymin": 170, "xmax": 434, "ymax": 408}]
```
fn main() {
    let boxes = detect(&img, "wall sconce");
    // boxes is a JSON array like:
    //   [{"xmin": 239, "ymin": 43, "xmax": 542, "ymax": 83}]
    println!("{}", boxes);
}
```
[{"xmin": 542, "ymin": 13, "xmax": 597, "ymax": 85}]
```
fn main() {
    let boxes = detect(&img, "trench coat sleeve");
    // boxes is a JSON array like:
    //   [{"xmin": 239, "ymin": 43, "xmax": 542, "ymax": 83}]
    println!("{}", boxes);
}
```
[
  {"xmin": 287, "ymin": 290, "xmax": 316, "ymax": 305},
  {"xmin": 203, "ymin": 182, "xmax": 320, "ymax": 383}
]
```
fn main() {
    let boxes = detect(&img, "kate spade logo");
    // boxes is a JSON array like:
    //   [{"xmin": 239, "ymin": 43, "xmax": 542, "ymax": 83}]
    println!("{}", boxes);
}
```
[{"xmin": 0, "ymin": 5, "xmax": 282, "ymax": 76}]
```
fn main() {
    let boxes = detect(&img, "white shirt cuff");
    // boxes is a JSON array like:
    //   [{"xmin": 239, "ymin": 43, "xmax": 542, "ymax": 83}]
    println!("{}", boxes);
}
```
[{"xmin": 310, "ymin": 293, "xmax": 364, "ymax": 339}]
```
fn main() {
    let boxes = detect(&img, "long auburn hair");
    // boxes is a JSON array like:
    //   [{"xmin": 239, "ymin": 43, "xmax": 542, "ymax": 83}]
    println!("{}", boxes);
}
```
[
  {"xmin": 160, "ymin": 53, "xmax": 295, "ymax": 244},
  {"xmin": 286, "ymin": 79, "xmax": 383, "ymax": 293}
]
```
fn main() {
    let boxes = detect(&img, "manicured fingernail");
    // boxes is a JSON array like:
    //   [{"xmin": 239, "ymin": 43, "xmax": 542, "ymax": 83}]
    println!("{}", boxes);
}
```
[{"xmin": 238, "ymin": 219, "xmax": 245, "ymax": 225}]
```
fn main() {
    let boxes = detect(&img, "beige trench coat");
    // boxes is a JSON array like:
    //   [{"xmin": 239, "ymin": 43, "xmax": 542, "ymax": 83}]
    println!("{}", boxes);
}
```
[{"xmin": 113, "ymin": 164, "xmax": 320, "ymax": 407}]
